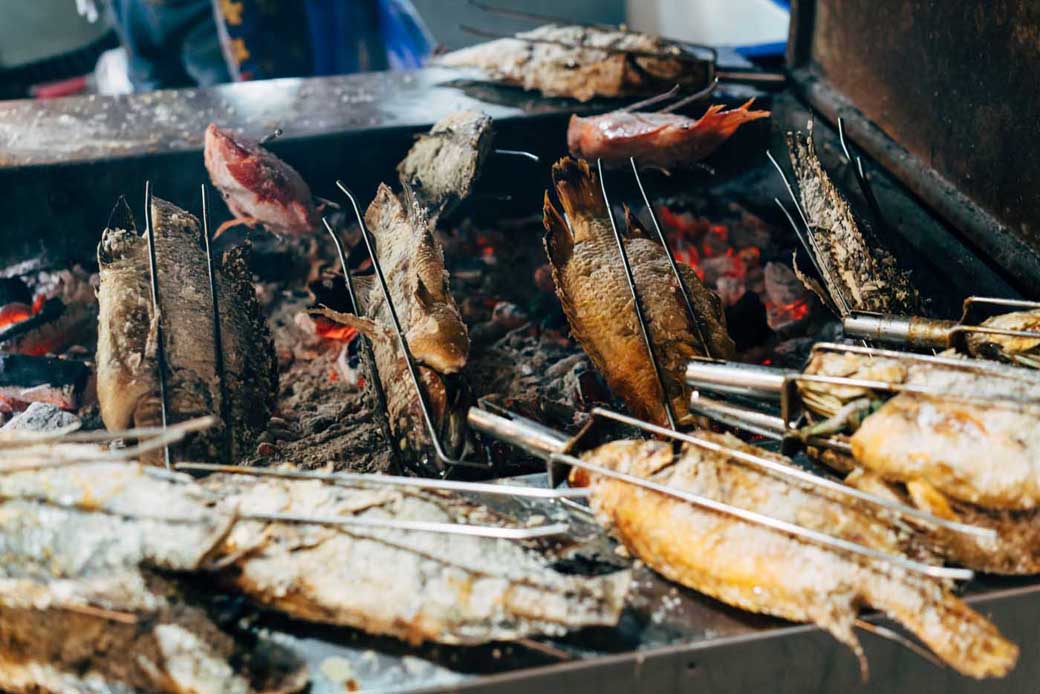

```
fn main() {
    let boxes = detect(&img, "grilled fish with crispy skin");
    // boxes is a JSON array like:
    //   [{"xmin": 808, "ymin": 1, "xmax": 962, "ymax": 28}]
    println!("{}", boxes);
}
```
[
  {"xmin": 0, "ymin": 460, "xmax": 304, "ymax": 694},
  {"xmin": 568, "ymin": 100, "xmax": 769, "ymax": 169},
  {"xmin": 966, "ymin": 308, "xmax": 1040, "ymax": 368},
  {"xmin": 397, "ymin": 110, "xmax": 494, "ymax": 219},
  {"xmin": 787, "ymin": 122, "xmax": 918, "ymax": 314},
  {"xmin": 96, "ymin": 197, "xmax": 277, "ymax": 465},
  {"xmin": 543, "ymin": 157, "xmax": 733, "ymax": 426},
  {"xmin": 207, "ymin": 473, "xmax": 630, "ymax": 644},
  {"xmin": 436, "ymin": 25, "xmax": 710, "ymax": 102},
  {"xmin": 570, "ymin": 434, "xmax": 1018, "ymax": 679},
  {"xmin": 204, "ymin": 123, "xmax": 319, "ymax": 237}
]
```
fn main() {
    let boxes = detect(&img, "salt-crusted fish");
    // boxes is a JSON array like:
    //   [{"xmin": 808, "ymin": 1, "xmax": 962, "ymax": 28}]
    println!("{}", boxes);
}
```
[
  {"xmin": 799, "ymin": 350, "xmax": 1040, "ymax": 510},
  {"xmin": 965, "ymin": 307, "xmax": 1040, "ymax": 368},
  {"xmin": 543, "ymin": 157, "xmax": 733, "ymax": 426},
  {"xmin": 204, "ymin": 123, "xmax": 320, "ymax": 237},
  {"xmin": 397, "ymin": 110, "xmax": 494, "ymax": 219},
  {"xmin": 570, "ymin": 434, "xmax": 1018, "ymax": 679},
  {"xmin": 787, "ymin": 122, "xmax": 919, "ymax": 315},
  {"xmin": 0, "ymin": 460, "xmax": 305, "ymax": 694},
  {"xmin": 436, "ymin": 24, "xmax": 709, "ymax": 102},
  {"xmin": 205, "ymin": 473, "xmax": 631, "ymax": 644},
  {"xmin": 96, "ymin": 197, "xmax": 278, "ymax": 465},
  {"xmin": 568, "ymin": 100, "xmax": 770, "ymax": 169}
]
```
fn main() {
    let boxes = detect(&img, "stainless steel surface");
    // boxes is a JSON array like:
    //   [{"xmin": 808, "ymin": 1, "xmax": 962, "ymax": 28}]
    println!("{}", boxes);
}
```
[
  {"xmin": 684, "ymin": 360, "xmax": 790, "ymax": 397},
  {"xmin": 466, "ymin": 406, "xmax": 571, "ymax": 458}
]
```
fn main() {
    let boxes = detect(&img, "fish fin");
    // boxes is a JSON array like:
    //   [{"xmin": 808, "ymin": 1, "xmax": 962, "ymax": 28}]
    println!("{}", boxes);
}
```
[
  {"xmin": 622, "ymin": 204, "xmax": 652, "ymax": 240},
  {"xmin": 363, "ymin": 183, "xmax": 401, "ymax": 242},
  {"xmin": 310, "ymin": 307, "xmax": 393, "ymax": 345},
  {"xmin": 551, "ymin": 157, "xmax": 608, "ymax": 222},
  {"xmin": 861, "ymin": 574, "xmax": 1018, "ymax": 679},
  {"xmin": 414, "ymin": 275, "xmax": 437, "ymax": 309},
  {"xmin": 542, "ymin": 191, "xmax": 574, "ymax": 270}
]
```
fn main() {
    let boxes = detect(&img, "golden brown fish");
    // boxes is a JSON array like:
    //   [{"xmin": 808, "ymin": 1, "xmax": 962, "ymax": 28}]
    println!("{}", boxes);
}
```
[
  {"xmin": 787, "ymin": 122, "xmax": 919, "ymax": 314},
  {"xmin": 966, "ymin": 308, "xmax": 1040, "ymax": 367},
  {"xmin": 570, "ymin": 434, "xmax": 1018, "ymax": 679},
  {"xmin": 435, "ymin": 24, "xmax": 710, "ymax": 102},
  {"xmin": 96, "ymin": 198, "xmax": 277, "ymax": 465},
  {"xmin": 397, "ymin": 110, "xmax": 494, "ymax": 219},
  {"xmin": 543, "ymin": 157, "xmax": 733, "ymax": 426},
  {"xmin": 206, "ymin": 472, "xmax": 631, "ymax": 644}
]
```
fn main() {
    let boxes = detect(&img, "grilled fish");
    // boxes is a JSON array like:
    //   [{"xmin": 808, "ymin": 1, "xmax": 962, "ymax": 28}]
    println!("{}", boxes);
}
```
[
  {"xmin": 787, "ymin": 122, "xmax": 919, "ymax": 314},
  {"xmin": 570, "ymin": 434, "xmax": 1018, "ymax": 679},
  {"xmin": 96, "ymin": 197, "xmax": 278, "ymax": 465},
  {"xmin": 315, "ymin": 184, "xmax": 469, "ymax": 464},
  {"xmin": 397, "ymin": 110, "xmax": 494, "ymax": 219},
  {"xmin": 206, "ymin": 472, "xmax": 631, "ymax": 644},
  {"xmin": 568, "ymin": 100, "xmax": 769, "ymax": 169},
  {"xmin": 800, "ymin": 350, "xmax": 1040, "ymax": 510},
  {"xmin": 543, "ymin": 157, "xmax": 733, "ymax": 426},
  {"xmin": 0, "ymin": 460, "xmax": 304, "ymax": 694},
  {"xmin": 204, "ymin": 123, "xmax": 319, "ymax": 237},
  {"xmin": 966, "ymin": 308, "xmax": 1040, "ymax": 368},
  {"xmin": 436, "ymin": 25, "xmax": 710, "ymax": 102}
]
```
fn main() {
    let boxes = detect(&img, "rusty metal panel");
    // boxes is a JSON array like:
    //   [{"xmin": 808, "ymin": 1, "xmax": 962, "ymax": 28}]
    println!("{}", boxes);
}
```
[{"xmin": 788, "ymin": 0, "xmax": 1040, "ymax": 295}]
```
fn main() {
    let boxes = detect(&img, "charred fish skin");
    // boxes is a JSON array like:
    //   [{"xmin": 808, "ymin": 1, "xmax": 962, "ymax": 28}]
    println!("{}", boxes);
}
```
[
  {"xmin": 567, "ymin": 100, "xmax": 770, "ymax": 170},
  {"xmin": 573, "ymin": 437, "xmax": 1018, "ymax": 679},
  {"xmin": 786, "ymin": 124, "xmax": 919, "ymax": 315},
  {"xmin": 967, "ymin": 309, "xmax": 1040, "ymax": 365},
  {"xmin": 543, "ymin": 157, "xmax": 733, "ymax": 426},
  {"xmin": 207, "ymin": 473, "xmax": 631, "ymax": 645},
  {"xmin": 436, "ymin": 25, "xmax": 710, "ymax": 102},
  {"xmin": 96, "ymin": 197, "xmax": 277, "ymax": 464},
  {"xmin": 397, "ymin": 110, "xmax": 494, "ymax": 219}
]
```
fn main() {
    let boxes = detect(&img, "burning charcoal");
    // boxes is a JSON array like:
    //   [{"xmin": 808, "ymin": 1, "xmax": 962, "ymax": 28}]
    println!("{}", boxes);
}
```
[
  {"xmin": 1, "ymin": 401, "xmax": 79, "ymax": 432},
  {"xmin": 764, "ymin": 261, "xmax": 812, "ymax": 331},
  {"xmin": 723, "ymin": 290, "xmax": 771, "ymax": 353},
  {"xmin": 0, "ymin": 353, "xmax": 88, "ymax": 413},
  {"xmin": 397, "ymin": 111, "xmax": 494, "ymax": 219},
  {"xmin": 96, "ymin": 197, "xmax": 277, "ymax": 465}
]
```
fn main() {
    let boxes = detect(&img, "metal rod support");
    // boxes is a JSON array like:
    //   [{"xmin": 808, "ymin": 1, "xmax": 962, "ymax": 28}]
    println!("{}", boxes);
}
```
[
  {"xmin": 201, "ymin": 184, "xmax": 233, "ymax": 465},
  {"xmin": 142, "ymin": 181, "xmax": 172, "ymax": 470}
]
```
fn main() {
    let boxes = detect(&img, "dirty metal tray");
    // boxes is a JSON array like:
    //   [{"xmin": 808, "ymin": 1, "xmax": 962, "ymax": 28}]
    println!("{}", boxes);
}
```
[{"xmin": 248, "ymin": 473, "xmax": 1040, "ymax": 694}]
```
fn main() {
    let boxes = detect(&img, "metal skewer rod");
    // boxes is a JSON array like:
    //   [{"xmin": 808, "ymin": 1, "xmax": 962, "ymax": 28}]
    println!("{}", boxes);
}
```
[
  {"xmin": 590, "ymin": 406, "xmax": 994, "ymax": 539},
  {"xmin": 622, "ymin": 84, "xmax": 681, "ymax": 113},
  {"xmin": 837, "ymin": 117, "xmax": 887, "ymax": 233},
  {"xmin": 238, "ymin": 510, "xmax": 569, "ymax": 540},
  {"xmin": 320, "ymin": 216, "xmax": 403, "ymax": 474},
  {"xmin": 549, "ymin": 448, "xmax": 972, "ymax": 580},
  {"xmin": 629, "ymin": 157, "xmax": 713, "ymax": 358},
  {"xmin": 201, "ymin": 184, "xmax": 233, "ymax": 465},
  {"xmin": 175, "ymin": 462, "xmax": 590, "ymax": 499},
  {"xmin": 964, "ymin": 296, "xmax": 1040, "ymax": 313},
  {"xmin": 596, "ymin": 158, "xmax": 678, "ymax": 429},
  {"xmin": 142, "ymin": 181, "xmax": 172, "ymax": 470},
  {"xmin": 337, "ymin": 181, "xmax": 486, "ymax": 470},
  {"xmin": 657, "ymin": 77, "xmax": 719, "ymax": 113},
  {"xmin": 258, "ymin": 127, "xmax": 283, "ymax": 145},
  {"xmin": 493, "ymin": 148, "xmax": 541, "ymax": 163}
]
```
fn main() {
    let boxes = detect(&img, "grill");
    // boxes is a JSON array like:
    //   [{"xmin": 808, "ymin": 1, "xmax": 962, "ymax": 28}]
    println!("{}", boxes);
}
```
[{"xmin": 0, "ymin": 1, "xmax": 1038, "ymax": 692}]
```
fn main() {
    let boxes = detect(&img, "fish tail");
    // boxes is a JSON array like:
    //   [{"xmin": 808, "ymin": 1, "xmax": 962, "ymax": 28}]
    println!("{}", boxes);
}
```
[
  {"xmin": 542, "ymin": 191, "xmax": 574, "ymax": 269},
  {"xmin": 310, "ymin": 307, "xmax": 393, "ymax": 345},
  {"xmin": 694, "ymin": 99, "xmax": 771, "ymax": 140},
  {"xmin": 551, "ymin": 157, "xmax": 608, "ymax": 221},
  {"xmin": 862, "ymin": 572, "xmax": 1018, "ymax": 679}
]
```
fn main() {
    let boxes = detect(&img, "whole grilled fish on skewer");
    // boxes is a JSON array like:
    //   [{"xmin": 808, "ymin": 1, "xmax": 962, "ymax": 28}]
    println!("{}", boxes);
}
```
[
  {"xmin": 568, "ymin": 434, "xmax": 1018, "ymax": 679},
  {"xmin": 799, "ymin": 349, "xmax": 1040, "ymax": 510},
  {"xmin": 436, "ymin": 24, "xmax": 709, "ymax": 102},
  {"xmin": 786, "ymin": 122, "xmax": 919, "ymax": 315},
  {"xmin": 0, "ymin": 459, "xmax": 305, "ymax": 694},
  {"xmin": 314, "ymin": 184, "xmax": 470, "ymax": 462},
  {"xmin": 542, "ymin": 157, "xmax": 733, "ymax": 426},
  {"xmin": 204, "ymin": 123, "xmax": 320, "ymax": 238},
  {"xmin": 568, "ymin": 99, "xmax": 770, "ymax": 169},
  {"xmin": 205, "ymin": 472, "xmax": 630, "ymax": 644},
  {"xmin": 97, "ymin": 197, "xmax": 278, "ymax": 465},
  {"xmin": 397, "ymin": 110, "xmax": 494, "ymax": 219},
  {"xmin": 965, "ymin": 307, "xmax": 1040, "ymax": 368}
]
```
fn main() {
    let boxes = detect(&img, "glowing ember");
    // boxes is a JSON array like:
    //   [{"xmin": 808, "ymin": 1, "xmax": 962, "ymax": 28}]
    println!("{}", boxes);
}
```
[
  {"xmin": 313, "ymin": 316, "xmax": 359, "ymax": 342},
  {"xmin": 0, "ymin": 303, "xmax": 32, "ymax": 329}
]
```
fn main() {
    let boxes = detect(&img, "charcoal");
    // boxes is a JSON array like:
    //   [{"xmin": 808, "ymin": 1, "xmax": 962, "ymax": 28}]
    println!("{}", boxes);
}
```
[{"xmin": 1, "ymin": 401, "xmax": 79, "ymax": 432}]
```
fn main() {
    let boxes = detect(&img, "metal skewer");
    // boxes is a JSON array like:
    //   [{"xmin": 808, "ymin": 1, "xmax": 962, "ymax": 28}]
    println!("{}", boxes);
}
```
[
  {"xmin": 320, "ymin": 216, "xmax": 404, "ymax": 474},
  {"xmin": 629, "ymin": 157, "xmax": 714, "ymax": 358},
  {"xmin": 467, "ymin": 406, "xmax": 976, "ymax": 580},
  {"xmin": 142, "ymin": 181, "xmax": 172, "ymax": 470},
  {"xmin": 200, "ymin": 184, "xmax": 233, "ymax": 465},
  {"xmin": 493, "ymin": 148, "xmax": 541, "ymax": 163},
  {"xmin": 336, "ymin": 181, "xmax": 487, "ymax": 471},
  {"xmin": 837, "ymin": 117, "xmax": 887, "ymax": 235},
  {"xmin": 236, "ymin": 510, "xmax": 568, "ymax": 540},
  {"xmin": 175, "ymin": 462, "xmax": 590, "ymax": 499},
  {"xmin": 596, "ymin": 158, "xmax": 678, "ymax": 429}
]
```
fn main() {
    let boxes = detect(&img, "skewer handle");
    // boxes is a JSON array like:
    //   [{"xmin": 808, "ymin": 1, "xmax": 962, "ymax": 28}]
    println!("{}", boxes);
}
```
[
  {"xmin": 842, "ymin": 312, "xmax": 954, "ymax": 349},
  {"xmin": 684, "ymin": 360, "xmax": 790, "ymax": 398},
  {"xmin": 466, "ymin": 408, "xmax": 568, "ymax": 458}
]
